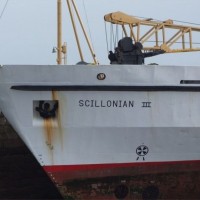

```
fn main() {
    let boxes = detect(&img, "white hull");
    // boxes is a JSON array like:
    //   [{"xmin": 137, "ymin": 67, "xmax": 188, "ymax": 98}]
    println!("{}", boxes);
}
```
[{"xmin": 0, "ymin": 64, "xmax": 200, "ymax": 181}]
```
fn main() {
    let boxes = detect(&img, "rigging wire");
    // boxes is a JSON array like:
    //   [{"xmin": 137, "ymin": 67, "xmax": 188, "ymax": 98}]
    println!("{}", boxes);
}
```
[
  {"xmin": 0, "ymin": 0, "xmax": 9, "ymax": 20},
  {"xmin": 110, "ymin": 24, "xmax": 119, "ymax": 50},
  {"xmin": 173, "ymin": 20, "xmax": 200, "ymax": 26},
  {"xmin": 145, "ymin": 40, "xmax": 200, "ymax": 45},
  {"xmin": 114, "ymin": 25, "xmax": 119, "ymax": 47},
  {"xmin": 133, "ymin": 14, "xmax": 200, "ymax": 26},
  {"xmin": 82, "ymin": 0, "xmax": 95, "ymax": 51},
  {"xmin": 111, "ymin": 24, "xmax": 115, "ymax": 49},
  {"xmin": 104, "ymin": 21, "xmax": 109, "ymax": 53},
  {"xmin": 110, "ymin": 23, "xmax": 113, "ymax": 50},
  {"xmin": 104, "ymin": 18, "xmax": 200, "ymax": 47},
  {"xmin": 104, "ymin": 22, "xmax": 200, "ymax": 47}
]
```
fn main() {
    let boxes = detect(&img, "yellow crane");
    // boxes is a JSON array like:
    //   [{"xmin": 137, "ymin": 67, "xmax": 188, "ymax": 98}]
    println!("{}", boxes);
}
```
[{"xmin": 104, "ymin": 11, "xmax": 200, "ymax": 53}]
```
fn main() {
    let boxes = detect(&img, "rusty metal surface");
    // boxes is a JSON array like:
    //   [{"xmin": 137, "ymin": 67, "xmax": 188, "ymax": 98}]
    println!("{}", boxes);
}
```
[
  {"xmin": 44, "ymin": 160, "xmax": 200, "ymax": 199},
  {"xmin": 57, "ymin": 171, "xmax": 200, "ymax": 199}
]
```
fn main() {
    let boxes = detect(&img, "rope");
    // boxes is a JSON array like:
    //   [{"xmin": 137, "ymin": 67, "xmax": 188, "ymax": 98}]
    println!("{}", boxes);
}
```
[{"xmin": 0, "ymin": 0, "xmax": 9, "ymax": 20}]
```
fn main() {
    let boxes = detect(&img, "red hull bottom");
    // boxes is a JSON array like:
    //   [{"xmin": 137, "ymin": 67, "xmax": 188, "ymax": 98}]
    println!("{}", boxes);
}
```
[{"xmin": 44, "ymin": 161, "xmax": 200, "ymax": 199}]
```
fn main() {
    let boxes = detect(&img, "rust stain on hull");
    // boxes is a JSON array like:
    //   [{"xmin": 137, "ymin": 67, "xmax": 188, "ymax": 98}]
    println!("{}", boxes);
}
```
[
  {"xmin": 44, "ymin": 118, "xmax": 54, "ymax": 150},
  {"xmin": 44, "ymin": 118, "xmax": 54, "ymax": 164},
  {"xmin": 52, "ymin": 90, "xmax": 64, "ymax": 148},
  {"xmin": 43, "ymin": 91, "xmax": 64, "ymax": 164}
]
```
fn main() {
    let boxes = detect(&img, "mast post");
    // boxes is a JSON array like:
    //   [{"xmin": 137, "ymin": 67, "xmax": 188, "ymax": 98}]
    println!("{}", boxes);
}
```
[{"xmin": 57, "ymin": 0, "xmax": 62, "ymax": 64}]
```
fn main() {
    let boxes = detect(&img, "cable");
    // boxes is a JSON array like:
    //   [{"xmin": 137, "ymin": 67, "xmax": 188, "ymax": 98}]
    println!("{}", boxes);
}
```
[
  {"xmin": 114, "ymin": 25, "xmax": 119, "ymax": 47},
  {"xmin": 145, "ymin": 40, "xmax": 200, "ymax": 45},
  {"xmin": 133, "ymin": 14, "xmax": 200, "ymax": 26},
  {"xmin": 82, "ymin": 0, "xmax": 95, "ymax": 51},
  {"xmin": 0, "ymin": 0, "xmax": 9, "ymax": 20},
  {"xmin": 104, "ymin": 21, "xmax": 109, "ymax": 53},
  {"xmin": 173, "ymin": 20, "xmax": 200, "ymax": 26},
  {"xmin": 110, "ymin": 23, "xmax": 113, "ymax": 50}
]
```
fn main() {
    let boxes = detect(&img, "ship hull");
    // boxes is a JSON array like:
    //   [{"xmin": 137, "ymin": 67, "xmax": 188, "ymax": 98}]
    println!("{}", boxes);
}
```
[
  {"xmin": 0, "ymin": 64, "xmax": 200, "ymax": 198},
  {"xmin": 44, "ymin": 160, "xmax": 200, "ymax": 182},
  {"xmin": 43, "ymin": 161, "xmax": 200, "ymax": 199}
]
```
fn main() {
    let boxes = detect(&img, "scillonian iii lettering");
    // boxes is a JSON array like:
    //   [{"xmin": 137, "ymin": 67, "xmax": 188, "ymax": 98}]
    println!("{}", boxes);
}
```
[{"xmin": 79, "ymin": 100, "xmax": 134, "ymax": 108}]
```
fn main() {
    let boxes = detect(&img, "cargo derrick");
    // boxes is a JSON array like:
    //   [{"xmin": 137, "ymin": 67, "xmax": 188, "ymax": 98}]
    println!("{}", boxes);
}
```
[{"xmin": 104, "ymin": 11, "xmax": 200, "ymax": 64}]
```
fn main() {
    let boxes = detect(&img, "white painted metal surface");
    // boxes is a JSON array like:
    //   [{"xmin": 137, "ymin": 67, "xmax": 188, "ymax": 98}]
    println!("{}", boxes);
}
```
[{"xmin": 0, "ymin": 64, "xmax": 200, "ymax": 167}]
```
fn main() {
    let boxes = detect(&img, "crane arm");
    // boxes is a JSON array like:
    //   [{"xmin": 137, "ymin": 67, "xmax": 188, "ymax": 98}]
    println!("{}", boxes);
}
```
[{"xmin": 104, "ymin": 11, "xmax": 200, "ymax": 53}]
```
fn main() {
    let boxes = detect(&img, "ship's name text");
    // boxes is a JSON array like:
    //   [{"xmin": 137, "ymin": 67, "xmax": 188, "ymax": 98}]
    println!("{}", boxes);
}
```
[{"xmin": 79, "ymin": 100, "xmax": 134, "ymax": 108}]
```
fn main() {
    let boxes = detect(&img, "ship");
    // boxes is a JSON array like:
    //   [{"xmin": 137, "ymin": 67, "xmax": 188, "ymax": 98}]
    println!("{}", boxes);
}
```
[{"xmin": 0, "ymin": 0, "xmax": 200, "ymax": 199}]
